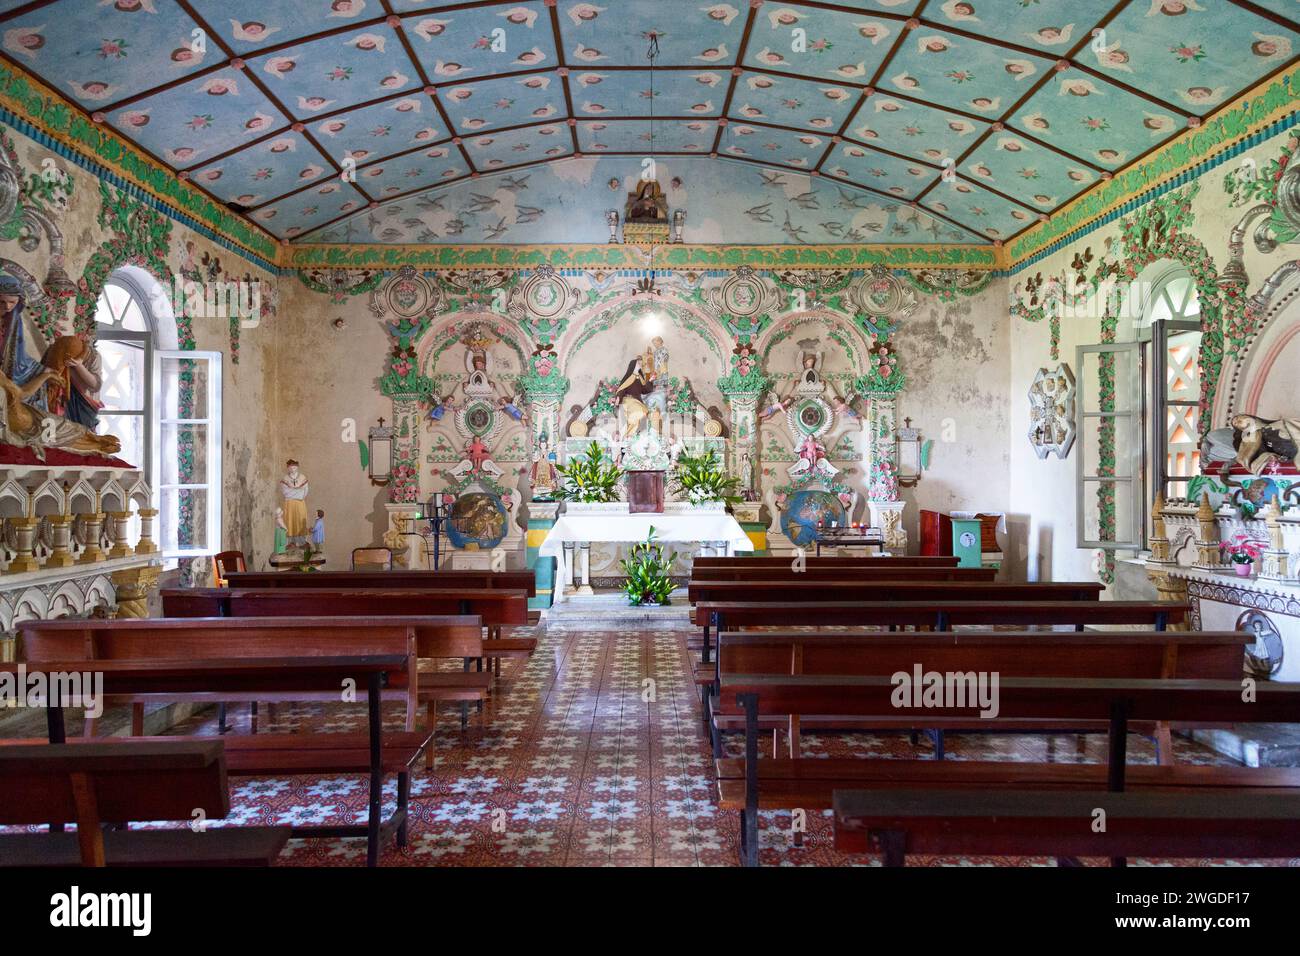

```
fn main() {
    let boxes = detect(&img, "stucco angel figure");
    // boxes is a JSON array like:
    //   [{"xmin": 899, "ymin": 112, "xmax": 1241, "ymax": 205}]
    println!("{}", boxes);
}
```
[
  {"xmin": 449, "ymin": 435, "xmax": 504, "ymax": 480},
  {"xmin": 0, "ymin": 367, "xmax": 120, "ymax": 459},
  {"xmin": 788, "ymin": 434, "xmax": 838, "ymax": 480}
]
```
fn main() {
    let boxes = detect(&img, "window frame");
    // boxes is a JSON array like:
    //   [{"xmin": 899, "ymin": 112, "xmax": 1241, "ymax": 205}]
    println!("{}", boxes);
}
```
[
  {"xmin": 1148, "ymin": 317, "xmax": 1201, "ymax": 514},
  {"xmin": 94, "ymin": 275, "xmax": 154, "ymax": 482},
  {"xmin": 151, "ymin": 349, "xmax": 223, "ymax": 559},
  {"xmin": 1075, "ymin": 341, "xmax": 1144, "ymax": 551}
]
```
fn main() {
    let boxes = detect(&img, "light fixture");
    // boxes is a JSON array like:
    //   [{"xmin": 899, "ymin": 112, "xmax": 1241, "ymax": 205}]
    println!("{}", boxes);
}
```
[{"xmin": 367, "ymin": 417, "xmax": 394, "ymax": 484}]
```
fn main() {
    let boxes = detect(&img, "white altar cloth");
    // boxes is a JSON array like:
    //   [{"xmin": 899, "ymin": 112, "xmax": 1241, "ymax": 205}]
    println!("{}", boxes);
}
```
[{"xmin": 538, "ymin": 513, "xmax": 753, "ymax": 558}]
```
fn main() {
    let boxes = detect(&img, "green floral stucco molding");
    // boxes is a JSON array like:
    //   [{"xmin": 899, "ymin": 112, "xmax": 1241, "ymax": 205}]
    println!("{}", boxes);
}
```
[
  {"xmin": 0, "ymin": 62, "xmax": 279, "ymax": 265},
  {"xmin": 1007, "ymin": 65, "xmax": 1300, "ymax": 266},
  {"xmin": 287, "ymin": 242, "xmax": 998, "ymax": 273}
]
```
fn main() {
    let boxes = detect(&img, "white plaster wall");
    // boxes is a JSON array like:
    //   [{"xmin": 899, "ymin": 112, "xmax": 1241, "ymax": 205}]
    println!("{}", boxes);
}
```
[{"xmin": 1006, "ymin": 123, "xmax": 1300, "ymax": 586}]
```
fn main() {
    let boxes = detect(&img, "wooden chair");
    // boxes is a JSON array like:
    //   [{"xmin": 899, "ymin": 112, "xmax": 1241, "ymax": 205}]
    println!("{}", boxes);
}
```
[
  {"xmin": 211, "ymin": 550, "xmax": 247, "ymax": 587},
  {"xmin": 351, "ymin": 547, "xmax": 394, "ymax": 571}
]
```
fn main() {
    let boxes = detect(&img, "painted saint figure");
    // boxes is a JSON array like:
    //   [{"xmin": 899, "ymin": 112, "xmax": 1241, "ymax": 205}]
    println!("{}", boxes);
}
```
[{"xmin": 280, "ymin": 459, "xmax": 310, "ymax": 546}]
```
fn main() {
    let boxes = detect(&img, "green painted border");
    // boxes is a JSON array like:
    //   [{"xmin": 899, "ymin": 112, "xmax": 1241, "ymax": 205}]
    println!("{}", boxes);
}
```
[
  {"xmin": 0, "ymin": 62, "xmax": 280, "ymax": 265},
  {"xmin": 1007, "ymin": 65, "xmax": 1300, "ymax": 266},
  {"xmin": 286, "ymin": 242, "xmax": 998, "ymax": 272}
]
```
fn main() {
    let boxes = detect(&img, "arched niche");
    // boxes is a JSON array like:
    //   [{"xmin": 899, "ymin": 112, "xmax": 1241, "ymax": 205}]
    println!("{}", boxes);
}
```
[
  {"xmin": 1218, "ymin": 263, "xmax": 1300, "ymax": 423},
  {"xmin": 555, "ymin": 292, "xmax": 730, "ymax": 421}
]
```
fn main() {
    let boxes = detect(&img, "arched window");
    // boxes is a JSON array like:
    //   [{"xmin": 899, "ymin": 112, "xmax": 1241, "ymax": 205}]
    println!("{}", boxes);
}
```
[
  {"xmin": 1141, "ymin": 270, "xmax": 1202, "ymax": 512},
  {"xmin": 91, "ymin": 268, "xmax": 222, "ymax": 558},
  {"xmin": 1076, "ymin": 267, "xmax": 1203, "ymax": 553},
  {"xmin": 94, "ymin": 275, "xmax": 153, "ymax": 475}
]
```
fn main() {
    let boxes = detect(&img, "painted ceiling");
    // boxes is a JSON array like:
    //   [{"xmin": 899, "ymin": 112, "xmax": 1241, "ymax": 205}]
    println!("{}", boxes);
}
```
[{"xmin": 0, "ymin": 0, "xmax": 1294, "ymax": 246}]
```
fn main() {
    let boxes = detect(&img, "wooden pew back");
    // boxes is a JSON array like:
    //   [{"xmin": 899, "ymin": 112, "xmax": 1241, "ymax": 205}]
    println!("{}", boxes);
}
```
[
  {"xmin": 717, "ymin": 631, "xmax": 1246, "ymax": 682},
  {"xmin": 717, "ymin": 674, "xmax": 1300, "ymax": 725},
  {"xmin": 695, "ymin": 600, "xmax": 1187, "ymax": 630},
  {"xmin": 226, "ymin": 569, "xmax": 537, "ymax": 597},
  {"xmin": 692, "ymin": 556, "xmax": 960, "ymax": 568},
  {"xmin": 161, "ymin": 587, "xmax": 529, "ymax": 628},
  {"xmin": 690, "ymin": 566, "xmax": 997, "ymax": 583},
  {"xmin": 0, "ymin": 740, "xmax": 231, "ymax": 828},
  {"xmin": 688, "ymin": 580, "xmax": 1102, "ymax": 606}
]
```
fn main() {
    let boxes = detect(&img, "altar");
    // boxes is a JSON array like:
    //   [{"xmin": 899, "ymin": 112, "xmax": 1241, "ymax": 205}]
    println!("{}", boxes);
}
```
[{"xmin": 539, "ymin": 505, "xmax": 751, "ymax": 598}]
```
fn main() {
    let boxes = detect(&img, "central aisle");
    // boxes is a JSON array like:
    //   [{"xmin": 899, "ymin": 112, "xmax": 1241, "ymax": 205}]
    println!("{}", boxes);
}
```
[{"xmin": 160, "ymin": 607, "xmax": 1250, "ymax": 867}]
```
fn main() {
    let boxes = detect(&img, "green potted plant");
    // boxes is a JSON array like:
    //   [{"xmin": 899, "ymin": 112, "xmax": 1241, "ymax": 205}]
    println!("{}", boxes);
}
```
[
  {"xmin": 620, "ymin": 527, "xmax": 676, "ymax": 606},
  {"xmin": 553, "ymin": 440, "xmax": 624, "ymax": 509},
  {"xmin": 671, "ymin": 448, "xmax": 742, "ymax": 510}
]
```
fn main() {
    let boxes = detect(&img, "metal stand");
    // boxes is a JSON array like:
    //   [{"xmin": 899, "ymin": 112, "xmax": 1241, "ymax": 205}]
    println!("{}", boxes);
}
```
[{"xmin": 423, "ymin": 497, "xmax": 451, "ymax": 570}]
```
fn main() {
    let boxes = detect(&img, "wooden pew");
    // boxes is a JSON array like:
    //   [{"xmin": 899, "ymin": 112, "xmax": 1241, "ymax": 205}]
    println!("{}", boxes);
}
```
[
  {"xmin": 720, "ymin": 673, "xmax": 1300, "ymax": 865},
  {"xmin": 0, "ymin": 740, "xmax": 289, "ymax": 867},
  {"xmin": 161, "ymin": 588, "xmax": 534, "ymax": 673},
  {"xmin": 690, "ymin": 566, "xmax": 998, "ymax": 583},
  {"xmin": 24, "ymin": 615, "xmax": 468, "ymax": 726},
  {"xmin": 692, "ymin": 556, "xmax": 961, "ymax": 568},
  {"xmin": 710, "ymin": 629, "xmax": 1246, "ymax": 761},
  {"xmin": 5, "ymin": 653, "xmax": 421, "ymax": 867},
  {"xmin": 226, "ymin": 569, "xmax": 537, "ymax": 597},
  {"xmin": 688, "ymin": 579, "xmax": 1103, "ymax": 605},
  {"xmin": 689, "ymin": 582, "xmax": 1107, "ymax": 664},
  {"xmin": 833, "ymin": 789, "xmax": 1300, "ymax": 865},
  {"xmin": 23, "ymin": 616, "xmax": 485, "ymax": 765}
]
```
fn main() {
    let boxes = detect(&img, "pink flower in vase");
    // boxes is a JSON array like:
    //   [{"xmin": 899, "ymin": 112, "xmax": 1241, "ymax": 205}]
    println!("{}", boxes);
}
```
[{"xmin": 535, "ymin": 358, "xmax": 554, "ymax": 376}]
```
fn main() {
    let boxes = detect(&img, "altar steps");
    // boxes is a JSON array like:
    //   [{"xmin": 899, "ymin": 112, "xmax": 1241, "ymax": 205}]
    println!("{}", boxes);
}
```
[{"xmin": 542, "ymin": 588, "xmax": 692, "ymax": 632}]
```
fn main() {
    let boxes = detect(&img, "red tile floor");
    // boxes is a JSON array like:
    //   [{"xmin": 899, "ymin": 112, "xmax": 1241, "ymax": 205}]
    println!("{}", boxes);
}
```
[
  {"xmin": 149, "ymin": 619, "xmax": 1300, "ymax": 866},
  {"xmin": 9, "ymin": 616, "xmax": 1299, "ymax": 866}
]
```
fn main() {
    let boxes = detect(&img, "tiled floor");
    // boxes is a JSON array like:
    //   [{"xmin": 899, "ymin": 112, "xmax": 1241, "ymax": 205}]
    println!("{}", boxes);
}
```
[
  {"xmin": 153, "ymin": 610, "xmax": 1297, "ymax": 867},
  {"xmin": 7, "ymin": 604, "xmax": 1298, "ymax": 866}
]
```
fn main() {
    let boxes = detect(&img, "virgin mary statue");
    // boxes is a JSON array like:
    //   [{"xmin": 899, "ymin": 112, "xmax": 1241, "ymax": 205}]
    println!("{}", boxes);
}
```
[{"xmin": 0, "ymin": 275, "xmax": 50, "ymax": 409}]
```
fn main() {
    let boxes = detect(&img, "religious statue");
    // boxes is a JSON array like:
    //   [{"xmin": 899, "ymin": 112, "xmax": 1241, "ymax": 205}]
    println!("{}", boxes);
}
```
[
  {"xmin": 643, "ymin": 337, "xmax": 669, "ymax": 434},
  {"xmin": 273, "ymin": 507, "xmax": 287, "ymax": 554},
  {"xmin": 530, "ymin": 433, "xmax": 558, "ymax": 499},
  {"xmin": 789, "ymin": 434, "xmax": 838, "ymax": 480},
  {"xmin": 311, "ymin": 510, "xmax": 325, "ymax": 551},
  {"xmin": 42, "ymin": 335, "xmax": 104, "ymax": 429},
  {"xmin": 0, "ymin": 366, "xmax": 121, "ymax": 459},
  {"xmin": 615, "ymin": 351, "xmax": 663, "ymax": 439},
  {"xmin": 0, "ymin": 274, "xmax": 51, "ymax": 408},
  {"xmin": 450, "ymin": 435, "xmax": 504, "ymax": 480},
  {"xmin": 1229, "ymin": 414, "xmax": 1299, "ymax": 475},
  {"xmin": 279, "ymin": 459, "xmax": 310, "ymax": 548},
  {"xmin": 626, "ymin": 179, "xmax": 668, "ymax": 223}
]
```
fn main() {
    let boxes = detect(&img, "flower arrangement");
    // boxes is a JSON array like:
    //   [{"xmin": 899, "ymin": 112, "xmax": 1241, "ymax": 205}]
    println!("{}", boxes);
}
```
[
  {"xmin": 620, "ymin": 528, "xmax": 676, "ymax": 606},
  {"xmin": 671, "ymin": 449, "xmax": 741, "ymax": 506},
  {"xmin": 553, "ymin": 441, "xmax": 623, "ymax": 503},
  {"xmin": 1224, "ymin": 533, "xmax": 1263, "ymax": 575}
]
